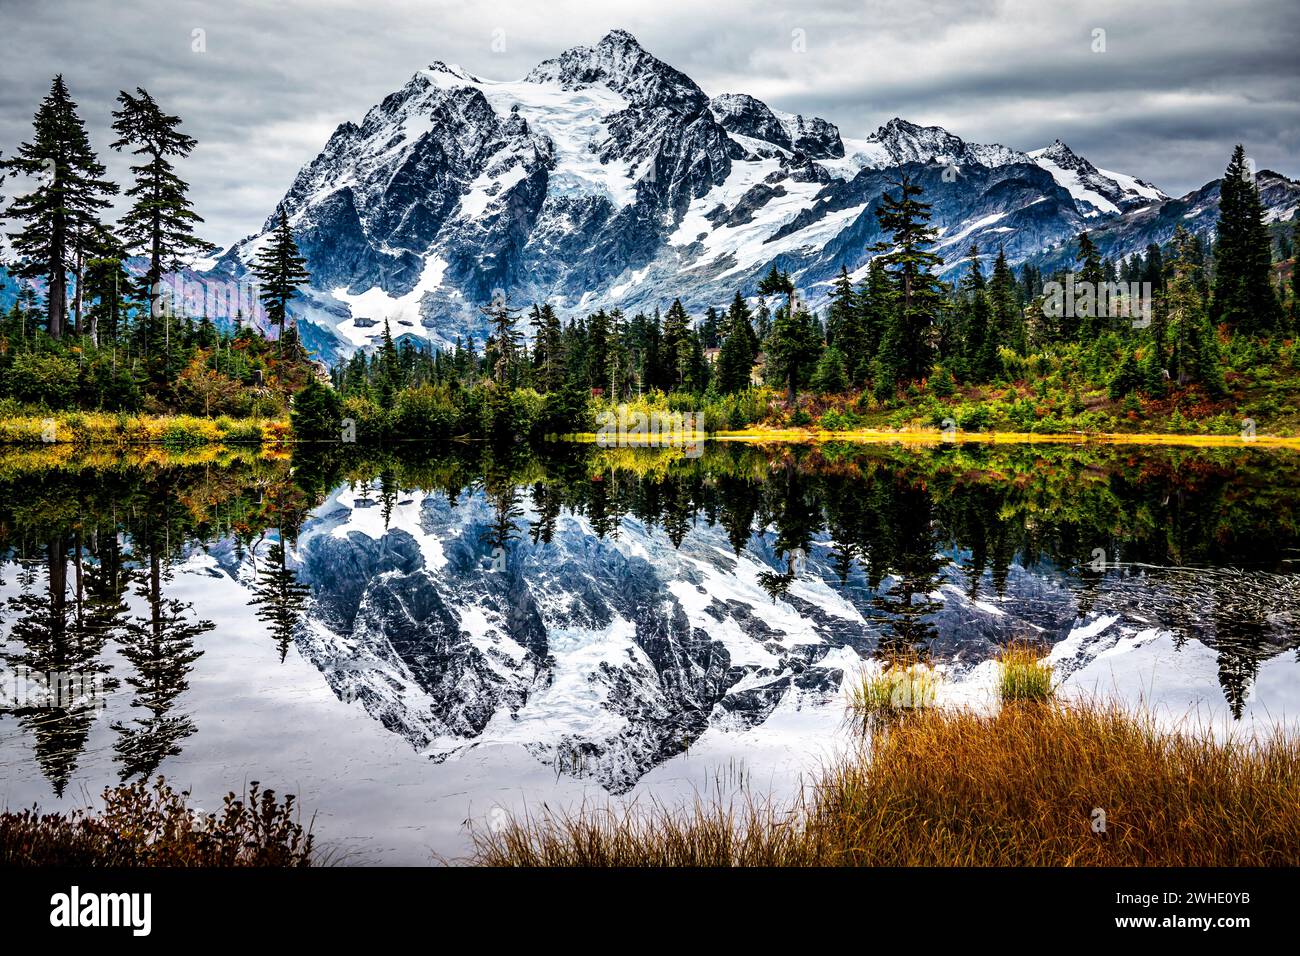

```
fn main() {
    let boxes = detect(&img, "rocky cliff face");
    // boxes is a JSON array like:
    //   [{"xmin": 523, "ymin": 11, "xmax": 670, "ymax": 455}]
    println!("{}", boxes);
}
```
[{"xmin": 203, "ymin": 29, "xmax": 1299, "ymax": 360}]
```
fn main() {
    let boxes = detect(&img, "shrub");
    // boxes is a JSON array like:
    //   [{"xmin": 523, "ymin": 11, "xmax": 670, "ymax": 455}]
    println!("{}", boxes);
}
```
[
  {"xmin": 0, "ymin": 777, "xmax": 314, "ymax": 867},
  {"xmin": 7, "ymin": 353, "xmax": 79, "ymax": 409},
  {"xmin": 956, "ymin": 403, "xmax": 993, "ymax": 432},
  {"xmin": 290, "ymin": 377, "xmax": 344, "ymax": 441},
  {"xmin": 391, "ymin": 383, "xmax": 458, "ymax": 440}
]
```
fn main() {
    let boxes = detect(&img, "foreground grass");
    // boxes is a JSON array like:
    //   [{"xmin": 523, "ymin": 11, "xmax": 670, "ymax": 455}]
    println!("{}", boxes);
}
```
[
  {"xmin": 0, "ymin": 778, "xmax": 315, "ymax": 867},
  {"xmin": 0, "ymin": 411, "xmax": 288, "ymax": 446},
  {"xmin": 470, "ymin": 700, "xmax": 1300, "ymax": 866}
]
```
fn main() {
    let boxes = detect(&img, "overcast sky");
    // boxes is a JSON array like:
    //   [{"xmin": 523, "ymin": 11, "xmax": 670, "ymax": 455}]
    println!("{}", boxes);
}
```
[{"xmin": 2, "ymin": 0, "xmax": 1296, "ymax": 250}]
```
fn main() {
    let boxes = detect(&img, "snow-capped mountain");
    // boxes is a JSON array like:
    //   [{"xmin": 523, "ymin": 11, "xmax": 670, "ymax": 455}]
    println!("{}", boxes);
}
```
[
  {"xmin": 202, "ymin": 29, "xmax": 1295, "ymax": 359},
  {"xmin": 1028, "ymin": 139, "xmax": 1167, "ymax": 216}
]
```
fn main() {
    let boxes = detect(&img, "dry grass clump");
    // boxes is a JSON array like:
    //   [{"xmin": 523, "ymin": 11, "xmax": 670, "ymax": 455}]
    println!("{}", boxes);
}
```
[
  {"xmin": 0, "ymin": 777, "xmax": 315, "ymax": 867},
  {"xmin": 470, "ymin": 700, "xmax": 1300, "ymax": 867}
]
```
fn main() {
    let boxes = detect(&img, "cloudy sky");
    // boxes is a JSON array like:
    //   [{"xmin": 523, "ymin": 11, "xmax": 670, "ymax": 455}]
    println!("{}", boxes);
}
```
[{"xmin": 2, "ymin": 0, "xmax": 1296, "ymax": 250}]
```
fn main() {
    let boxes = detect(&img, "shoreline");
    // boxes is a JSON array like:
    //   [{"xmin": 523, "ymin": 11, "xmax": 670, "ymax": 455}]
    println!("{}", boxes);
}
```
[
  {"xmin": 3, "ymin": 415, "xmax": 1298, "ymax": 449},
  {"xmin": 573, "ymin": 427, "xmax": 1300, "ymax": 448}
]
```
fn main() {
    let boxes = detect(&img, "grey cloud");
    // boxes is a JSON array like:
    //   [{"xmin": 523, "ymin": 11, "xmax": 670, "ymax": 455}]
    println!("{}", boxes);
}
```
[{"xmin": 1, "ymin": 0, "xmax": 1295, "ymax": 250}]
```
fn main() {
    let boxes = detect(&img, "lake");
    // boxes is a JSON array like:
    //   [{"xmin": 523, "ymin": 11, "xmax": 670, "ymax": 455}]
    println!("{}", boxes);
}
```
[{"xmin": 2, "ymin": 440, "xmax": 1298, "ymax": 863}]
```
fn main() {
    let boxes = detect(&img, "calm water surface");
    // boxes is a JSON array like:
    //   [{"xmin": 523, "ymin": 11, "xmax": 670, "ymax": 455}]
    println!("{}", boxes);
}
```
[{"xmin": 2, "ymin": 441, "xmax": 1298, "ymax": 862}]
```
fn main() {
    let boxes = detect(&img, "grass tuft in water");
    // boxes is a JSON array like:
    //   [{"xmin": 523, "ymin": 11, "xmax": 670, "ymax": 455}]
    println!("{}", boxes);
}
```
[
  {"xmin": 846, "ymin": 653, "xmax": 940, "ymax": 733},
  {"xmin": 997, "ymin": 642, "xmax": 1055, "ymax": 703}
]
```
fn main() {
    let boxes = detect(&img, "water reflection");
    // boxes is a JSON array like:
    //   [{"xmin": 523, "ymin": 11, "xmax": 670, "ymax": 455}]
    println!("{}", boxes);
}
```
[{"xmin": 1, "ymin": 441, "xmax": 1297, "ymax": 796}]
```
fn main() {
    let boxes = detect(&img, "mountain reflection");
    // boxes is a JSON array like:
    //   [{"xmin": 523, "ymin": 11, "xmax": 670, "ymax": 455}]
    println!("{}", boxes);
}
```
[{"xmin": 1, "ymin": 441, "xmax": 1298, "ymax": 794}]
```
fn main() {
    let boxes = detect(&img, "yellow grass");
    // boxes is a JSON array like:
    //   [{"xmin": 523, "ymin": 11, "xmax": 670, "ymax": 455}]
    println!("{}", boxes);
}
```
[
  {"xmin": 0, "ymin": 412, "xmax": 288, "ymax": 446},
  {"xmin": 703, "ymin": 427, "xmax": 1300, "ymax": 448},
  {"xmin": 470, "ymin": 700, "xmax": 1300, "ymax": 866}
]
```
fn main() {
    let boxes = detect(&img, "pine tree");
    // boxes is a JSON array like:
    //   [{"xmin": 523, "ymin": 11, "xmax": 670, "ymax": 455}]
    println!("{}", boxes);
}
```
[
  {"xmin": 959, "ymin": 244, "xmax": 996, "ymax": 379},
  {"xmin": 480, "ymin": 291, "xmax": 523, "ymax": 388},
  {"xmin": 716, "ymin": 291, "xmax": 758, "ymax": 393},
  {"xmin": 810, "ymin": 346, "xmax": 848, "ymax": 393},
  {"xmin": 854, "ymin": 258, "xmax": 893, "ymax": 385},
  {"xmin": 757, "ymin": 264, "xmax": 796, "ymax": 322},
  {"xmin": 661, "ymin": 298, "xmax": 692, "ymax": 390},
  {"xmin": 766, "ymin": 298, "xmax": 822, "ymax": 403},
  {"xmin": 584, "ymin": 308, "xmax": 611, "ymax": 394},
  {"xmin": 1168, "ymin": 227, "xmax": 1225, "ymax": 396},
  {"xmin": 1292, "ymin": 220, "xmax": 1300, "ymax": 324},
  {"xmin": 870, "ymin": 175, "xmax": 944, "ymax": 392},
  {"xmin": 605, "ymin": 307, "xmax": 632, "ymax": 399},
  {"xmin": 825, "ymin": 266, "xmax": 855, "ymax": 348},
  {"xmin": 110, "ymin": 88, "xmax": 214, "ymax": 350},
  {"xmin": 250, "ymin": 206, "xmax": 311, "ymax": 356},
  {"xmin": 1141, "ymin": 242, "xmax": 1164, "ymax": 294},
  {"xmin": 2, "ymin": 76, "xmax": 117, "ymax": 338},
  {"xmin": 988, "ymin": 245, "xmax": 1024, "ymax": 354},
  {"xmin": 82, "ymin": 225, "xmax": 132, "ymax": 345},
  {"xmin": 1074, "ymin": 231, "xmax": 1105, "ymax": 337},
  {"xmin": 534, "ymin": 303, "xmax": 565, "ymax": 392},
  {"xmin": 375, "ymin": 319, "xmax": 403, "ymax": 405},
  {"xmin": 699, "ymin": 306, "xmax": 723, "ymax": 348},
  {"xmin": 1211, "ymin": 145, "xmax": 1282, "ymax": 334}
]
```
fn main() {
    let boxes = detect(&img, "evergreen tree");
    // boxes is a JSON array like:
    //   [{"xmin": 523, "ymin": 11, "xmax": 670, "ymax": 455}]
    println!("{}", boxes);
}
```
[
  {"xmin": 870, "ymin": 175, "xmax": 944, "ymax": 393},
  {"xmin": 825, "ymin": 266, "xmax": 856, "ymax": 348},
  {"xmin": 661, "ymin": 298, "xmax": 692, "ymax": 390},
  {"xmin": 1074, "ymin": 231, "xmax": 1105, "ymax": 336},
  {"xmin": 757, "ymin": 264, "xmax": 796, "ymax": 321},
  {"xmin": 1141, "ymin": 242, "xmax": 1165, "ymax": 294},
  {"xmin": 810, "ymin": 346, "xmax": 849, "ymax": 393},
  {"xmin": 959, "ymin": 244, "xmax": 996, "ymax": 379},
  {"xmin": 249, "ymin": 537, "xmax": 310, "ymax": 663},
  {"xmin": 534, "ymin": 303, "xmax": 565, "ymax": 392},
  {"xmin": 81, "ymin": 225, "xmax": 132, "ymax": 345},
  {"xmin": 698, "ymin": 305, "xmax": 723, "ymax": 348},
  {"xmin": 988, "ymin": 245, "xmax": 1024, "ymax": 354},
  {"xmin": 250, "ymin": 206, "xmax": 311, "ymax": 355},
  {"xmin": 110, "ymin": 87, "xmax": 214, "ymax": 330},
  {"xmin": 290, "ymin": 375, "xmax": 343, "ymax": 439},
  {"xmin": 2, "ymin": 76, "xmax": 117, "ymax": 338},
  {"xmin": 374, "ymin": 319, "xmax": 403, "ymax": 406},
  {"xmin": 585, "ymin": 308, "xmax": 611, "ymax": 393},
  {"xmin": 1168, "ymin": 226, "xmax": 1225, "ymax": 396},
  {"xmin": 854, "ymin": 258, "xmax": 893, "ymax": 385},
  {"xmin": 765, "ymin": 299, "xmax": 822, "ymax": 403},
  {"xmin": 716, "ymin": 291, "xmax": 758, "ymax": 393},
  {"xmin": 1211, "ymin": 145, "xmax": 1282, "ymax": 333},
  {"xmin": 1292, "ymin": 220, "xmax": 1300, "ymax": 324}
]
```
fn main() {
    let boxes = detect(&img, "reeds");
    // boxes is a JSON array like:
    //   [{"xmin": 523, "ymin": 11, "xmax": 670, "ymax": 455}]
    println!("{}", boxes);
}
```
[{"xmin": 470, "ymin": 699, "xmax": 1300, "ymax": 867}]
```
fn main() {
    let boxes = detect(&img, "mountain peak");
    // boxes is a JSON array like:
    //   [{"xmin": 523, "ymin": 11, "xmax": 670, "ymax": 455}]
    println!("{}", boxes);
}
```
[
  {"xmin": 1032, "ymin": 139, "xmax": 1081, "ymax": 163},
  {"xmin": 524, "ymin": 29, "xmax": 706, "ymax": 112},
  {"xmin": 597, "ymin": 28, "xmax": 644, "ymax": 50}
]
